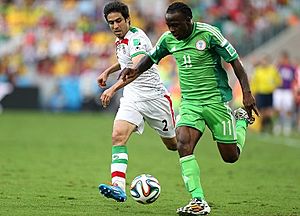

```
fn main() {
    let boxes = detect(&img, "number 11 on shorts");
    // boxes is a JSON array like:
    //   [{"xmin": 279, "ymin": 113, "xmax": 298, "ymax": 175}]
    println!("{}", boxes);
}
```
[{"xmin": 221, "ymin": 120, "xmax": 232, "ymax": 136}]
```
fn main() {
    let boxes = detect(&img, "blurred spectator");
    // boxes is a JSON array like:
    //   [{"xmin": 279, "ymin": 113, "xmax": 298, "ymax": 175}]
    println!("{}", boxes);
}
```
[
  {"xmin": 273, "ymin": 51, "xmax": 296, "ymax": 136},
  {"xmin": 251, "ymin": 55, "xmax": 282, "ymax": 133},
  {"xmin": 0, "ymin": 0, "xmax": 299, "ymax": 111},
  {"xmin": 293, "ymin": 58, "xmax": 300, "ymax": 132},
  {"xmin": 0, "ymin": 70, "xmax": 16, "ymax": 113}
]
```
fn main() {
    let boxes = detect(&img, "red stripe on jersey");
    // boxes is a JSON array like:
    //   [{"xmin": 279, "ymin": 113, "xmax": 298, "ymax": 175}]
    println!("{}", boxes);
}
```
[
  {"xmin": 164, "ymin": 95, "xmax": 175, "ymax": 126},
  {"xmin": 112, "ymin": 171, "xmax": 126, "ymax": 178},
  {"xmin": 115, "ymin": 38, "xmax": 129, "ymax": 46}
]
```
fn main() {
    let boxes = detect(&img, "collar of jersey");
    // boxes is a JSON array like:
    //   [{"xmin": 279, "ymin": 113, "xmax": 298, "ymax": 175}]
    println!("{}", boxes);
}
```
[
  {"xmin": 115, "ymin": 27, "xmax": 136, "ymax": 43},
  {"xmin": 181, "ymin": 22, "xmax": 196, "ymax": 42}
]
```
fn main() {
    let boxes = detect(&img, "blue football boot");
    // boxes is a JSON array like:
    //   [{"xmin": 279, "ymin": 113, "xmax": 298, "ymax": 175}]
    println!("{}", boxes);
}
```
[{"xmin": 98, "ymin": 184, "xmax": 127, "ymax": 202}]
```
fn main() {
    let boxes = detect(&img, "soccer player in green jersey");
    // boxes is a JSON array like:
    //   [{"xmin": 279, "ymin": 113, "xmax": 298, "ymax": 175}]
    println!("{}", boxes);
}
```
[{"xmin": 120, "ymin": 2, "xmax": 259, "ymax": 215}]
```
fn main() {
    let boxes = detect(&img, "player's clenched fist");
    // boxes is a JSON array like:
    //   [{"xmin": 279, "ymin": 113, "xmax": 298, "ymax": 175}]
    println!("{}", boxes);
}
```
[{"xmin": 97, "ymin": 71, "xmax": 109, "ymax": 88}]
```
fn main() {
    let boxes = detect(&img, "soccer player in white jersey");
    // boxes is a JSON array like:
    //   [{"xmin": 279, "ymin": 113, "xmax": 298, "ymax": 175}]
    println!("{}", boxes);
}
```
[{"xmin": 97, "ymin": 1, "xmax": 177, "ymax": 202}]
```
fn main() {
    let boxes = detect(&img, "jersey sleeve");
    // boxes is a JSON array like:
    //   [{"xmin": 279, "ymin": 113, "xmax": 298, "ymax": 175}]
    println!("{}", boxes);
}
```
[
  {"xmin": 128, "ymin": 35, "xmax": 149, "ymax": 58},
  {"xmin": 210, "ymin": 27, "xmax": 239, "ymax": 62},
  {"xmin": 148, "ymin": 32, "xmax": 170, "ymax": 64}
]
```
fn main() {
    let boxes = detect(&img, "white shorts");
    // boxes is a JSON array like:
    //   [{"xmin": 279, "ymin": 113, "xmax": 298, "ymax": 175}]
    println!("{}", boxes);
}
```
[
  {"xmin": 273, "ymin": 89, "xmax": 294, "ymax": 112},
  {"xmin": 115, "ymin": 95, "xmax": 176, "ymax": 138}
]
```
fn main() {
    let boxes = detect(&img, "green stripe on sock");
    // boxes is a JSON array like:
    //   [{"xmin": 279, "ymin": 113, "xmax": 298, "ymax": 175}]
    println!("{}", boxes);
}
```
[
  {"xmin": 180, "ymin": 155, "xmax": 204, "ymax": 199},
  {"xmin": 112, "ymin": 146, "xmax": 128, "ymax": 154}
]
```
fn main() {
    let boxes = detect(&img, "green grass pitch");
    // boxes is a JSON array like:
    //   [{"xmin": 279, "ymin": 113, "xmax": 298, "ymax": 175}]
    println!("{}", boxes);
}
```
[{"xmin": 0, "ymin": 111, "xmax": 299, "ymax": 216}]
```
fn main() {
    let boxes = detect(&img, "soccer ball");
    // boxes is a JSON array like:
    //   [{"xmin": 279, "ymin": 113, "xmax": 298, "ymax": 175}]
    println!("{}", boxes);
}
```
[{"xmin": 130, "ymin": 174, "xmax": 161, "ymax": 204}]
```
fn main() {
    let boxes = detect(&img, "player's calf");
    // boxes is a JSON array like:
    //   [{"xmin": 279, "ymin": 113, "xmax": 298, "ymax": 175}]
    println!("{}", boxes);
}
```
[{"xmin": 161, "ymin": 136, "xmax": 177, "ymax": 151}]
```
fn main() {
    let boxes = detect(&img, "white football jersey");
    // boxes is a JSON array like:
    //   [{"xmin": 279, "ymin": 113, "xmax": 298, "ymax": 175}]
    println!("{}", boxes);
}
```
[{"xmin": 115, "ymin": 27, "xmax": 168, "ymax": 101}]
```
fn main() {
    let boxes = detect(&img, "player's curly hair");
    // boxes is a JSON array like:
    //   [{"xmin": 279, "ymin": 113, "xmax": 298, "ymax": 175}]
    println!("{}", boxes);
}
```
[
  {"xmin": 103, "ymin": 1, "xmax": 130, "ymax": 22},
  {"xmin": 166, "ymin": 2, "xmax": 193, "ymax": 20}
]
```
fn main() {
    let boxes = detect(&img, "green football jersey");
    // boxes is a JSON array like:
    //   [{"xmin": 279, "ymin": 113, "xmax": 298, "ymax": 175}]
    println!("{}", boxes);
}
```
[{"xmin": 148, "ymin": 22, "xmax": 239, "ymax": 104}]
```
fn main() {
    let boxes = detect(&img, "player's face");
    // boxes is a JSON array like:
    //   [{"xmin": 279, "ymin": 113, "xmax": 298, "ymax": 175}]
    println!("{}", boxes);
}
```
[
  {"xmin": 165, "ymin": 12, "xmax": 192, "ymax": 40},
  {"xmin": 107, "ymin": 12, "xmax": 130, "ymax": 39}
]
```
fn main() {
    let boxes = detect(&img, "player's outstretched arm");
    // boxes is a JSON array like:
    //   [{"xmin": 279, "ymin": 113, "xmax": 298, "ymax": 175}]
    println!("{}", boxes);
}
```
[
  {"xmin": 230, "ymin": 58, "xmax": 259, "ymax": 118},
  {"xmin": 119, "ymin": 55, "xmax": 154, "ymax": 81},
  {"xmin": 100, "ymin": 54, "xmax": 151, "ymax": 108},
  {"xmin": 100, "ymin": 54, "xmax": 154, "ymax": 107},
  {"xmin": 100, "ymin": 70, "xmax": 141, "ymax": 108},
  {"xmin": 97, "ymin": 62, "xmax": 121, "ymax": 88}
]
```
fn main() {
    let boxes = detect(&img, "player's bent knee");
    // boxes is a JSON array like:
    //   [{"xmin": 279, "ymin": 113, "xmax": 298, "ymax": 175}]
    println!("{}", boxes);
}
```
[
  {"xmin": 222, "ymin": 154, "xmax": 239, "ymax": 163},
  {"xmin": 218, "ymin": 143, "xmax": 240, "ymax": 163},
  {"xmin": 165, "ymin": 143, "xmax": 177, "ymax": 151},
  {"xmin": 161, "ymin": 137, "xmax": 177, "ymax": 151}
]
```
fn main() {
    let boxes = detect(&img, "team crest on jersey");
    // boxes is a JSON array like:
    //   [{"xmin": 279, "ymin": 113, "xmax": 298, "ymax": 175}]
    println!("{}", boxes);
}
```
[
  {"xmin": 196, "ymin": 40, "xmax": 206, "ymax": 51},
  {"xmin": 116, "ymin": 44, "xmax": 126, "ymax": 54}
]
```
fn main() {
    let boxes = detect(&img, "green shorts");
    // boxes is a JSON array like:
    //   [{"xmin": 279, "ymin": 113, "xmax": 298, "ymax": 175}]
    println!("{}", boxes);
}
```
[{"xmin": 176, "ymin": 100, "xmax": 237, "ymax": 144}]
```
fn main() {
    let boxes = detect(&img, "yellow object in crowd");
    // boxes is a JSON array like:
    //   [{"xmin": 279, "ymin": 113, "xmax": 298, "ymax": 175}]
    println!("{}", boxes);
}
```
[{"xmin": 251, "ymin": 64, "xmax": 282, "ymax": 94}]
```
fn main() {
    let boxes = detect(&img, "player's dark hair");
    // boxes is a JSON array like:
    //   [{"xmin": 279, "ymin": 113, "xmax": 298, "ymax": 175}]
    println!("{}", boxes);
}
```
[
  {"xmin": 166, "ymin": 2, "xmax": 193, "ymax": 20},
  {"xmin": 103, "ymin": 1, "xmax": 130, "ymax": 22}
]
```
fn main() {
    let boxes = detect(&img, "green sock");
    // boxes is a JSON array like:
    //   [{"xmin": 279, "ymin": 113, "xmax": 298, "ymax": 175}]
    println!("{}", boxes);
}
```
[
  {"xmin": 180, "ymin": 155, "xmax": 204, "ymax": 199},
  {"xmin": 236, "ymin": 120, "xmax": 247, "ymax": 153}
]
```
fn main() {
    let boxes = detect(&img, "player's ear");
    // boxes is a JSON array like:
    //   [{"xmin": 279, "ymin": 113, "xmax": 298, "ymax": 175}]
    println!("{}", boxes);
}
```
[
  {"xmin": 127, "ymin": 17, "xmax": 131, "ymax": 25},
  {"xmin": 185, "ymin": 17, "xmax": 192, "ymax": 24}
]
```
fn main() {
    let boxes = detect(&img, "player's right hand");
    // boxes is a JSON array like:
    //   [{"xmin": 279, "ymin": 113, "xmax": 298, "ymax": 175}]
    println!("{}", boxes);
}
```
[
  {"xmin": 100, "ymin": 88, "xmax": 115, "ymax": 108},
  {"xmin": 97, "ymin": 72, "xmax": 108, "ymax": 88},
  {"xmin": 243, "ymin": 91, "xmax": 260, "ymax": 119}
]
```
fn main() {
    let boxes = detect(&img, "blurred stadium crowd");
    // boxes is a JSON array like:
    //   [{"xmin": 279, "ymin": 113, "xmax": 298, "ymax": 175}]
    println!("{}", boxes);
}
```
[{"xmin": 0, "ymin": 0, "xmax": 300, "ymax": 125}]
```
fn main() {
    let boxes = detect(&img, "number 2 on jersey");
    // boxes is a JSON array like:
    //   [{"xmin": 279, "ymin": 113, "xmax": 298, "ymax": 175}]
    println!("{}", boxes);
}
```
[{"xmin": 183, "ymin": 55, "xmax": 192, "ymax": 68}]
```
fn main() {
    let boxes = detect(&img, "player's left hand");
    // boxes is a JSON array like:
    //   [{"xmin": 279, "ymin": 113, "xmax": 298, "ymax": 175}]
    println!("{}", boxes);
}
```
[
  {"xmin": 118, "ymin": 68, "xmax": 138, "ymax": 81},
  {"xmin": 243, "ymin": 91, "xmax": 260, "ymax": 120},
  {"xmin": 100, "ymin": 88, "xmax": 116, "ymax": 108}
]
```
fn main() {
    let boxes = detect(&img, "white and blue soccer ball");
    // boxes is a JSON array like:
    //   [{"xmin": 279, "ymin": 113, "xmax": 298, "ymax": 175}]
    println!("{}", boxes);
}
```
[{"xmin": 130, "ymin": 174, "xmax": 161, "ymax": 204}]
